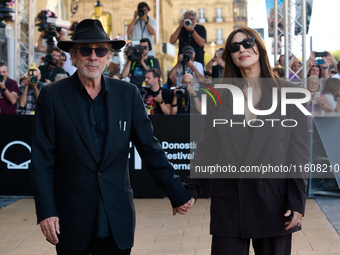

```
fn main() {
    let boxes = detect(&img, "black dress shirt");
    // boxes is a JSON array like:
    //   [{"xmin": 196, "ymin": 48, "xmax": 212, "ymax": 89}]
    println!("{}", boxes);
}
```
[{"xmin": 77, "ymin": 75, "xmax": 110, "ymax": 238}]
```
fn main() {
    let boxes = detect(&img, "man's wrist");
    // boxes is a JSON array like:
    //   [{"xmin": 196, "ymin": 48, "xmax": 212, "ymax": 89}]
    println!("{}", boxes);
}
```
[
  {"xmin": 160, "ymin": 100, "xmax": 164, "ymax": 104},
  {"xmin": 1, "ymin": 87, "xmax": 7, "ymax": 93}
]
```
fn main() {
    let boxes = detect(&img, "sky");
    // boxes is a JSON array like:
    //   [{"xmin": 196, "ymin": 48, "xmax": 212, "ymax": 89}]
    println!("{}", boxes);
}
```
[{"xmin": 308, "ymin": 0, "xmax": 340, "ymax": 51}]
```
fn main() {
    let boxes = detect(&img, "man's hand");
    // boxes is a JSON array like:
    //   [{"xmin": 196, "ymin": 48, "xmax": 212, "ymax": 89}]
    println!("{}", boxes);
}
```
[
  {"xmin": 153, "ymin": 90, "xmax": 163, "ymax": 104},
  {"xmin": 179, "ymin": 19, "xmax": 184, "ymax": 28},
  {"xmin": 39, "ymin": 216, "xmax": 60, "ymax": 244},
  {"xmin": 184, "ymin": 21, "xmax": 194, "ymax": 32},
  {"xmin": 173, "ymin": 198, "xmax": 195, "ymax": 215},
  {"xmin": 0, "ymin": 79, "xmax": 5, "ymax": 90},
  {"xmin": 178, "ymin": 54, "xmax": 184, "ymax": 63},
  {"xmin": 133, "ymin": 10, "xmax": 138, "ymax": 20},
  {"xmin": 284, "ymin": 210, "xmax": 303, "ymax": 230},
  {"xmin": 186, "ymin": 59, "xmax": 195, "ymax": 69},
  {"xmin": 140, "ymin": 13, "xmax": 148, "ymax": 23},
  {"xmin": 45, "ymin": 79, "xmax": 51, "ymax": 84}
]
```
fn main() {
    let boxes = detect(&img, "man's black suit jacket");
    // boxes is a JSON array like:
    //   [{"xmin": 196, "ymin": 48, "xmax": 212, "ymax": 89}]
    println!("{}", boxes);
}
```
[{"xmin": 31, "ymin": 73, "xmax": 192, "ymax": 250}]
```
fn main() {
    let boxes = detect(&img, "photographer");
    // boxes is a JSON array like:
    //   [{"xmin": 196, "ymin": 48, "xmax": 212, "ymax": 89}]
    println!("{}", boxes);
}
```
[
  {"xmin": 18, "ymin": 67, "xmax": 44, "ymax": 115},
  {"xmin": 127, "ymin": 2, "xmax": 156, "ymax": 57},
  {"xmin": 144, "ymin": 69, "xmax": 172, "ymax": 115},
  {"xmin": 122, "ymin": 38, "xmax": 160, "ymax": 88},
  {"xmin": 168, "ymin": 46, "xmax": 204, "ymax": 88},
  {"xmin": 37, "ymin": 29, "xmax": 77, "ymax": 76},
  {"xmin": 0, "ymin": 61, "xmax": 19, "ymax": 115},
  {"xmin": 38, "ymin": 47, "xmax": 67, "ymax": 83},
  {"xmin": 171, "ymin": 73, "xmax": 201, "ymax": 115},
  {"xmin": 170, "ymin": 10, "xmax": 206, "ymax": 66}
]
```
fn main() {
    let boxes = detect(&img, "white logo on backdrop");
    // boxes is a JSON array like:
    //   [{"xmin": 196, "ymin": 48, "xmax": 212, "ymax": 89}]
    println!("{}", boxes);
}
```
[{"xmin": 1, "ymin": 141, "xmax": 31, "ymax": 169}]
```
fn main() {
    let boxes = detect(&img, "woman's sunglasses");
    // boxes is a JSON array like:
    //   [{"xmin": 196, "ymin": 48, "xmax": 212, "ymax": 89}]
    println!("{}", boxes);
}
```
[
  {"xmin": 77, "ymin": 46, "xmax": 110, "ymax": 57},
  {"xmin": 227, "ymin": 38, "xmax": 255, "ymax": 53}
]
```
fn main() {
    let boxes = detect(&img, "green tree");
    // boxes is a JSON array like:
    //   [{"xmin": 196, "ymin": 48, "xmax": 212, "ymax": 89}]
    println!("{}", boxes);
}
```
[{"xmin": 330, "ymin": 50, "xmax": 340, "ymax": 62}]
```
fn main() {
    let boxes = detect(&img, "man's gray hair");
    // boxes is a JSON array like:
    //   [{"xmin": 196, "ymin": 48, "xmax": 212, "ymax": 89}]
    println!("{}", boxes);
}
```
[{"xmin": 183, "ymin": 10, "xmax": 197, "ymax": 19}]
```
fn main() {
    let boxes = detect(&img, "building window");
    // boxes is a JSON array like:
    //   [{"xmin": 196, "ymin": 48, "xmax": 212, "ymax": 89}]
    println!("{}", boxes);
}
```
[
  {"xmin": 234, "ymin": 0, "xmax": 247, "ymax": 22},
  {"xmin": 124, "ymin": 20, "xmax": 131, "ymax": 40},
  {"xmin": 198, "ymin": 8, "xmax": 206, "ymax": 23},
  {"xmin": 216, "ymin": 7, "xmax": 223, "ymax": 22},
  {"xmin": 216, "ymin": 29, "xmax": 223, "ymax": 44}
]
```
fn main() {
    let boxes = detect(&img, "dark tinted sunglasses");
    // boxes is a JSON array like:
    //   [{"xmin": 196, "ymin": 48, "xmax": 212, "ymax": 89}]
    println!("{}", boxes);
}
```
[
  {"xmin": 77, "ymin": 46, "xmax": 110, "ymax": 57},
  {"xmin": 227, "ymin": 38, "xmax": 255, "ymax": 53}
]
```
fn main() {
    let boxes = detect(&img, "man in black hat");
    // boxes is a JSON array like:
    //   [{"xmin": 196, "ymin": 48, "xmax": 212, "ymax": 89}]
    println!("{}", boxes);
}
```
[
  {"xmin": 168, "ymin": 45, "xmax": 204, "ymax": 88},
  {"xmin": 31, "ymin": 19, "xmax": 194, "ymax": 255}
]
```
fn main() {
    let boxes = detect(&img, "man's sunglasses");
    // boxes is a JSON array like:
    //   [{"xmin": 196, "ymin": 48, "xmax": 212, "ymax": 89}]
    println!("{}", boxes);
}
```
[
  {"xmin": 227, "ymin": 38, "xmax": 255, "ymax": 53},
  {"xmin": 77, "ymin": 46, "xmax": 110, "ymax": 57}
]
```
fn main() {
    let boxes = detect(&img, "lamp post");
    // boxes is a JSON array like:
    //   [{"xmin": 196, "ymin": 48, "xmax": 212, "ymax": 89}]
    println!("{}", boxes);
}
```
[{"xmin": 94, "ymin": 0, "xmax": 103, "ymax": 18}]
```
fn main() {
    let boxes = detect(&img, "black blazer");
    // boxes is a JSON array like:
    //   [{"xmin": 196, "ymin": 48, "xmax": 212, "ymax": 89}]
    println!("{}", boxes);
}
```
[
  {"xmin": 184, "ymin": 82, "xmax": 309, "ymax": 239},
  {"xmin": 31, "ymin": 73, "xmax": 192, "ymax": 250}
]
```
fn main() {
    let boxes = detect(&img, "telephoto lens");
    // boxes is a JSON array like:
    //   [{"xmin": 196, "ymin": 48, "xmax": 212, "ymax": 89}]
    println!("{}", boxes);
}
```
[
  {"xmin": 183, "ymin": 53, "xmax": 191, "ymax": 63},
  {"xmin": 184, "ymin": 19, "xmax": 192, "ymax": 27},
  {"xmin": 30, "ymin": 76, "xmax": 38, "ymax": 83},
  {"xmin": 0, "ymin": 75, "xmax": 3, "ymax": 83},
  {"xmin": 138, "ymin": 9, "xmax": 145, "ymax": 17}
]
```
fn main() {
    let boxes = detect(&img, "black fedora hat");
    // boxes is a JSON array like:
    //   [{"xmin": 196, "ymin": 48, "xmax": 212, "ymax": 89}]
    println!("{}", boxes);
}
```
[{"xmin": 58, "ymin": 19, "xmax": 126, "ymax": 53}]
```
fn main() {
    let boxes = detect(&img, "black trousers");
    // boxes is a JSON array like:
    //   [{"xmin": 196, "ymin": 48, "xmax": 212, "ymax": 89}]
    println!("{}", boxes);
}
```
[
  {"xmin": 211, "ymin": 234, "xmax": 292, "ymax": 255},
  {"xmin": 56, "ymin": 236, "xmax": 131, "ymax": 255}
]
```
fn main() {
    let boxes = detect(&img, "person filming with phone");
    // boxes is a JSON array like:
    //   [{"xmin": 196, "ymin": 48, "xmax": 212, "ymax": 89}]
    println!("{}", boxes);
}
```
[
  {"xmin": 205, "ymin": 48, "xmax": 225, "ymax": 78},
  {"xmin": 170, "ymin": 10, "xmax": 206, "ymax": 66},
  {"xmin": 127, "ymin": 2, "xmax": 156, "ymax": 57},
  {"xmin": 307, "ymin": 51, "xmax": 338, "ymax": 91},
  {"xmin": 18, "ymin": 65, "xmax": 45, "ymax": 115}
]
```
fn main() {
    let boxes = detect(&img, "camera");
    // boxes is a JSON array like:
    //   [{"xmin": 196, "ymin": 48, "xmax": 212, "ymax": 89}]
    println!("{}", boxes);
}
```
[
  {"xmin": 0, "ymin": 74, "xmax": 3, "ymax": 83},
  {"xmin": 315, "ymin": 52, "xmax": 327, "ymax": 58},
  {"xmin": 42, "ymin": 54, "xmax": 54, "ymax": 63},
  {"xmin": 184, "ymin": 19, "xmax": 192, "ymax": 27},
  {"xmin": 171, "ymin": 85, "xmax": 188, "ymax": 97},
  {"xmin": 28, "ymin": 63, "xmax": 38, "ymax": 83},
  {"xmin": 316, "ymin": 59, "xmax": 324, "ymax": 65},
  {"xmin": 183, "ymin": 52, "xmax": 191, "ymax": 63},
  {"xmin": 138, "ymin": 9, "xmax": 145, "ymax": 17},
  {"xmin": 36, "ymin": 17, "xmax": 62, "ymax": 50},
  {"xmin": 127, "ymin": 45, "xmax": 147, "ymax": 61}
]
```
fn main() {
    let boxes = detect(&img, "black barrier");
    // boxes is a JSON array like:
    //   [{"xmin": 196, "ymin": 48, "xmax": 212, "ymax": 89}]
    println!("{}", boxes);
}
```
[{"xmin": 0, "ymin": 115, "xmax": 209, "ymax": 197}]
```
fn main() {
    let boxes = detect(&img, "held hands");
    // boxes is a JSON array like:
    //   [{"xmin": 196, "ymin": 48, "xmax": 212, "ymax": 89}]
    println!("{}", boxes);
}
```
[
  {"xmin": 39, "ymin": 216, "xmax": 60, "ymax": 244},
  {"xmin": 173, "ymin": 198, "xmax": 195, "ymax": 216},
  {"xmin": 284, "ymin": 210, "xmax": 303, "ymax": 230}
]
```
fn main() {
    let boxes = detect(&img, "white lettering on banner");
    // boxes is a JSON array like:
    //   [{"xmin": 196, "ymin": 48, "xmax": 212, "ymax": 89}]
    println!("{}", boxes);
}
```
[
  {"xmin": 130, "ymin": 141, "xmax": 195, "ymax": 171},
  {"xmin": 203, "ymin": 84, "xmax": 311, "ymax": 116},
  {"xmin": 162, "ymin": 141, "xmax": 197, "ymax": 150},
  {"xmin": 1, "ymin": 141, "xmax": 31, "ymax": 169}
]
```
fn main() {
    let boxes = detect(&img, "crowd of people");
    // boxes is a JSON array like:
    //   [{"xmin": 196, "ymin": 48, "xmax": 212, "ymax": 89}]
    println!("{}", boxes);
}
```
[
  {"xmin": 0, "ymin": 2, "xmax": 340, "ymax": 114},
  {"xmin": 1, "ymin": 2, "xmax": 339, "ymax": 117}
]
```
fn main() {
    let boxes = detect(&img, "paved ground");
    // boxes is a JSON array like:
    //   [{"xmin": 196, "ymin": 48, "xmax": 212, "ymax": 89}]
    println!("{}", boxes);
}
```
[
  {"xmin": 0, "ymin": 198, "xmax": 339, "ymax": 255},
  {"xmin": 315, "ymin": 196, "xmax": 340, "ymax": 236}
]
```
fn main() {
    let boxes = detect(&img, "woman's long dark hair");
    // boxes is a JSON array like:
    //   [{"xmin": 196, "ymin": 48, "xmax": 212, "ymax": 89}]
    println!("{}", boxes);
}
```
[{"xmin": 221, "ymin": 27, "xmax": 282, "ymax": 104}]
